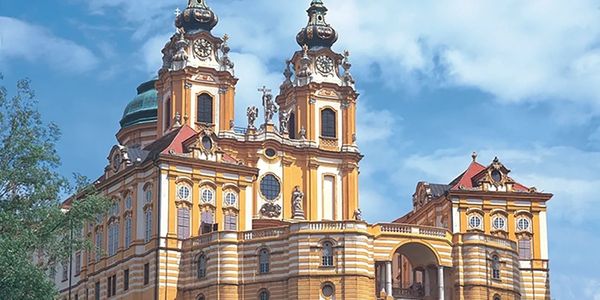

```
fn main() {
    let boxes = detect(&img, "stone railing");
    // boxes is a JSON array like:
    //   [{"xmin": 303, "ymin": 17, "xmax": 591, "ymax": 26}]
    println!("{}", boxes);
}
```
[
  {"xmin": 241, "ymin": 226, "xmax": 289, "ymax": 241},
  {"xmin": 462, "ymin": 232, "xmax": 517, "ymax": 250},
  {"xmin": 319, "ymin": 137, "xmax": 339, "ymax": 150},
  {"xmin": 378, "ymin": 223, "xmax": 448, "ymax": 238},
  {"xmin": 392, "ymin": 287, "xmax": 424, "ymax": 299}
]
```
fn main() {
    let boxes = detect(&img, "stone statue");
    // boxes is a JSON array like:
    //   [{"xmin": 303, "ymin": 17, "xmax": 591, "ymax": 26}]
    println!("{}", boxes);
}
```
[
  {"xmin": 259, "ymin": 86, "xmax": 278, "ymax": 124},
  {"xmin": 247, "ymin": 106, "xmax": 259, "ymax": 130},
  {"xmin": 219, "ymin": 34, "xmax": 234, "ymax": 73},
  {"xmin": 292, "ymin": 186, "xmax": 305, "ymax": 220},
  {"xmin": 353, "ymin": 208, "xmax": 363, "ymax": 221},
  {"xmin": 279, "ymin": 109, "xmax": 290, "ymax": 134},
  {"xmin": 299, "ymin": 126, "xmax": 307, "ymax": 140}
]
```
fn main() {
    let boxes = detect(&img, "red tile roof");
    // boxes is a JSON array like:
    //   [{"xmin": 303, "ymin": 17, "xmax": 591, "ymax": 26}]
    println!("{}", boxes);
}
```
[{"xmin": 449, "ymin": 161, "xmax": 486, "ymax": 190}]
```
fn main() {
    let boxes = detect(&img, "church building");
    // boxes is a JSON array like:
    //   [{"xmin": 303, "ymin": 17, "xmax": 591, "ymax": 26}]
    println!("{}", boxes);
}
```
[{"xmin": 54, "ymin": 1, "xmax": 552, "ymax": 299}]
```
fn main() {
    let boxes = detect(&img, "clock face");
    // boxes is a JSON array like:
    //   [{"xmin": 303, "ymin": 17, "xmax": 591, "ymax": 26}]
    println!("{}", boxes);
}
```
[
  {"xmin": 316, "ymin": 55, "xmax": 334, "ymax": 74},
  {"xmin": 193, "ymin": 39, "xmax": 213, "ymax": 59}
]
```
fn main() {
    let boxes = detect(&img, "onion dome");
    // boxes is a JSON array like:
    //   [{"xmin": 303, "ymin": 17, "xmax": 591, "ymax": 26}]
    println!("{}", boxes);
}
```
[
  {"xmin": 120, "ymin": 79, "xmax": 158, "ymax": 129},
  {"xmin": 296, "ymin": 0, "xmax": 338, "ymax": 49},
  {"xmin": 175, "ymin": 0, "xmax": 218, "ymax": 34}
]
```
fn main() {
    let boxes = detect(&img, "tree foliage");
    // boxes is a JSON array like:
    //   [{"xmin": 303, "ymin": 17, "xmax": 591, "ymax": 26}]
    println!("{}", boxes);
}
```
[{"xmin": 0, "ymin": 75, "xmax": 110, "ymax": 300}]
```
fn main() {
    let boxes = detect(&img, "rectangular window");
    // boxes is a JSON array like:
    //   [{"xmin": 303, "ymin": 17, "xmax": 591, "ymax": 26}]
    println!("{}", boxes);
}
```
[
  {"xmin": 518, "ymin": 239, "xmax": 532, "ymax": 259},
  {"xmin": 124, "ymin": 216, "xmax": 132, "ymax": 247},
  {"xmin": 201, "ymin": 210, "xmax": 215, "ymax": 234},
  {"xmin": 177, "ymin": 207, "xmax": 190, "ymax": 239},
  {"xmin": 224, "ymin": 213, "xmax": 237, "ymax": 231},
  {"xmin": 95, "ymin": 231, "xmax": 103, "ymax": 261},
  {"xmin": 197, "ymin": 94, "xmax": 213, "ymax": 124},
  {"xmin": 322, "ymin": 175, "xmax": 335, "ymax": 220},
  {"xmin": 112, "ymin": 275, "xmax": 116, "ymax": 297},
  {"xmin": 95, "ymin": 282, "xmax": 100, "ymax": 300},
  {"xmin": 144, "ymin": 263, "xmax": 150, "ymax": 285},
  {"xmin": 107, "ymin": 275, "xmax": 112, "ymax": 297},
  {"xmin": 123, "ymin": 269, "xmax": 129, "ymax": 291},
  {"xmin": 61, "ymin": 262, "xmax": 68, "ymax": 282},
  {"xmin": 75, "ymin": 294, "xmax": 78, "ymax": 300},
  {"xmin": 75, "ymin": 252, "xmax": 81, "ymax": 276},
  {"xmin": 145, "ymin": 210, "xmax": 152, "ymax": 243}
]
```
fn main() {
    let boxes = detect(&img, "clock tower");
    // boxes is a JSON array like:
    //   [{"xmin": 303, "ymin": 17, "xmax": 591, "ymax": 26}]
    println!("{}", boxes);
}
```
[
  {"xmin": 156, "ymin": 0, "xmax": 237, "ymax": 137},
  {"xmin": 275, "ymin": 0, "xmax": 361, "ymax": 220}
]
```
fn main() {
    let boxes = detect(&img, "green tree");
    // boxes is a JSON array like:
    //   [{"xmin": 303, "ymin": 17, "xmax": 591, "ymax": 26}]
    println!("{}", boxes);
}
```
[{"xmin": 0, "ymin": 75, "xmax": 110, "ymax": 300}]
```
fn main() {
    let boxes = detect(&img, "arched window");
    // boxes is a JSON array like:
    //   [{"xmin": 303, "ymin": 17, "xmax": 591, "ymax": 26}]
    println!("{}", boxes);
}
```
[
  {"xmin": 493, "ymin": 294, "xmax": 501, "ymax": 300},
  {"xmin": 197, "ymin": 254, "xmax": 207, "ymax": 278},
  {"xmin": 321, "ymin": 241, "xmax": 334, "ymax": 266},
  {"xmin": 258, "ymin": 289, "xmax": 269, "ymax": 300},
  {"xmin": 95, "ymin": 230, "xmax": 103, "ymax": 261},
  {"xmin": 197, "ymin": 94, "xmax": 213, "ymax": 124},
  {"xmin": 165, "ymin": 98, "xmax": 171, "ymax": 129},
  {"xmin": 491, "ymin": 255, "xmax": 501, "ymax": 279},
  {"xmin": 259, "ymin": 249, "xmax": 270, "ymax": 274},
  {"xmin": 197, "ymin": 294, "xmax": 206, "ymax": 300},
  {"xmin": 321, "ymin": 108, "xmax": 336, "ymax": 138},
  {"xmin": 177, "ymin": 206, "xmax": 190, "ymax": 239},
  {"xmin": 288, "ymin": 112, "xmax": 296, "ymax": 139}
]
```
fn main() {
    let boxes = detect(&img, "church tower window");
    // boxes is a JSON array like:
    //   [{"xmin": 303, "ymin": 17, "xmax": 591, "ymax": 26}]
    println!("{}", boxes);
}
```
[
  {"xmin": 258, "ymin": 289, "xmax": 269, "ymax": 300},
  {"xmin": 288, "ymin": 112, "xmax": 296, "ymax": 139},
  {"xmin": 321, "ymin": 108, "xmax": 336, "ymax": 138},
  {"xmin": 165, "ymin": 98, "xmax": 171, "ymax": 130},
  {"xmin": 518, "ymin": 238, "xmax": 532, "ymax": 259},
  {"xmin": 197, "ymin": 94, "xmax": 213, "ymax": 124}
]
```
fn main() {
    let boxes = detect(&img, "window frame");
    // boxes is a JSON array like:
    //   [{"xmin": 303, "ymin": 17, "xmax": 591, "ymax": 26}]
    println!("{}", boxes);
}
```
[
  {"xmin": 177, "ymin": 206, "xmax": 191, "ymax": 239},
  {"xmin": 197, "ymin": 93, "xmax": 214, "ymax": 124},
  {"xmin": 197, "ymin": 254, "xmax": 207, "ymax": 279},
  {"xmin": 320, "ymin": 108, "xmax": 337, "ymax": 138},
  {"xmin": 321, "ymin": 241, "xmax": 335, "ymax": 267},
  {"xmin": 259, "ymin": 248, "xmax": 270, "ymax": 274}
]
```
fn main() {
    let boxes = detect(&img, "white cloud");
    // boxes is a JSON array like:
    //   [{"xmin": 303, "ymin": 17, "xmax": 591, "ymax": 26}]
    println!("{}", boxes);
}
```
[
  {"xmin": 403, "ymin": 146, "xmax": 600, "ymax": 223},
  {"xmin": 81, "ymin": 1, "xmax": 600, "ymax": 110},
  {"xmin": 0, "ymin": 17, "xmax": 98, "ymax": 73}
]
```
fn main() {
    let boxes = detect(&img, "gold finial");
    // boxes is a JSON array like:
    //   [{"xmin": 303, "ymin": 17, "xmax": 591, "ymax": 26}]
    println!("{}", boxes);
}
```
[
  {"xmin": 223, "ymin": 34, "xmax": 229, "ymax": 42},
  {"xmin": 302, "ymin": 44, "xmax": 309, "ymax": 55},
  {"xmin": 472, "ymin": 151, "xmax": 478, "ymax": 162}
]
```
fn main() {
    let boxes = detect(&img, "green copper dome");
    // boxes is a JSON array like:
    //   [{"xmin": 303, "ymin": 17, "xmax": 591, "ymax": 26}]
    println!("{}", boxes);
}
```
[{"xmin": 120, "ymin": 79, "xmax": 158, "ymax": 129}]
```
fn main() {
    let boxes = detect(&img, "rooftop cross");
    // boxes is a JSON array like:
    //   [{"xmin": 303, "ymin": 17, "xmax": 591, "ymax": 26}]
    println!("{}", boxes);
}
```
[
  {"xmin": 174, "ymin": 8, "xmax": 181, "ymax": 17},
  {"xmin": 258, "ymin": 85, "xmax": 272, "ymax": 96}
]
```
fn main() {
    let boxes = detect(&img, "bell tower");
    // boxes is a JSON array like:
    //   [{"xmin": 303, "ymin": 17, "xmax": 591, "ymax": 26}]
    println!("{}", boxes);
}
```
[
  {"xmin": 156, "ymin": 0, "xmax": 237, "ymax": 137},
  {"xmin": 275, "ymin": 0, "xmax": 361, "ymax": 221},
  {"xmin": 276, "ymin": 0, "xmax": 357, "ymax": 147}
]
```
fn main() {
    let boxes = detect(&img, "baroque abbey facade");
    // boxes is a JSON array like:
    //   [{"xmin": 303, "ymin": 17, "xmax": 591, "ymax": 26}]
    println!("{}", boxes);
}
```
[{"xmin": 54, "ymin": 1, "xmax": 552, "ymax": 299}]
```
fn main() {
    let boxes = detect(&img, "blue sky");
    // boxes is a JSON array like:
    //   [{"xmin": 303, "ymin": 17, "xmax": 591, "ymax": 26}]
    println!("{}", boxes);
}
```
[{"xmin": 1, "ymin": 0, "xmax": 599, "ymax": 298}]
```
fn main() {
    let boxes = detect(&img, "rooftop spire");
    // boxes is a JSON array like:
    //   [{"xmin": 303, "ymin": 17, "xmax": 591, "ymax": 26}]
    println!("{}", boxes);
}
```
[{"xmin": 296, "ymin": 0, "xmax": 338, "ymax": 49}]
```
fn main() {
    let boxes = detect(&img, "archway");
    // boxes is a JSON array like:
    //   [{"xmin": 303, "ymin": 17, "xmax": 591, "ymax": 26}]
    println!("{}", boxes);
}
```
[{"xmin": 377, "ymin": 242, "xmax": 445, "ymax": 299}]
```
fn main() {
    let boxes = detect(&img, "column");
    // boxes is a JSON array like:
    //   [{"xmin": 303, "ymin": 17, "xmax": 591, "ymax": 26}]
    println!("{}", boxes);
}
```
[
  {"xmin": 438, "ymin": 267, "xmax": 445, "ymax": 300},
  {"xmin": 385, "ymin": 261, "xmax": 392, "ymax": 296}
]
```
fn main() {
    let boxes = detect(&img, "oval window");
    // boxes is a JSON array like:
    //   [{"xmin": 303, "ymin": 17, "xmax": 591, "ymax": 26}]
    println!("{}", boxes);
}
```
[
  {"xmin": 322, "ymin": 283, "xmax": 334, "ymax": 297},
  {"xmin": 491, "ymin": 170, "xmax": 502, "ymax": 182},
  {"xmin": 265, "ymin": 148, "xmax": 276, "ymax": 157},
  {"xmin": 202, "ymin": 136, "xmax": 213, "ymax": 150}
]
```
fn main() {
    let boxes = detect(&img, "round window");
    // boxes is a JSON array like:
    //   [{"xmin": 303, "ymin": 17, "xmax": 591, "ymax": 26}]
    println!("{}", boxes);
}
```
[
  {"xmin": 469, "ymin": 215, "xmax": 482, "ymax": 229},
  {"xmin": 260, "ymin": 174, "xmax": 281, "ymax": 200},
  {"xmin": 517, "ymin": 218, "xmax": 530, "ymax": 231},
  {"xmin": 322, "ymin": 284, "xmax": 334, "ymax": 297},
  {"xmin": 178, "ymin": 185, "xmax": 191, "ymax": 200},
  {"xmin": 201, "ymin": 188, "xmax": 214, "ymax": 204},
  {"xmin": 202, "ymin": 136, "xmax": 213, "ymax": 150},
  {"xmin": 492, "ymin": 216, "xmax": 506, "ymax": 230},
  {"xmin": 265, "ymin": 148, "xmax": 277, "ymax": 157},
  {"xmin": 224, "ymin": 192, "xmax": 237, "ymax": 206},
  {"xmin": 491, "ymin": 170, "xmax": 502, "ymax": 182}
]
